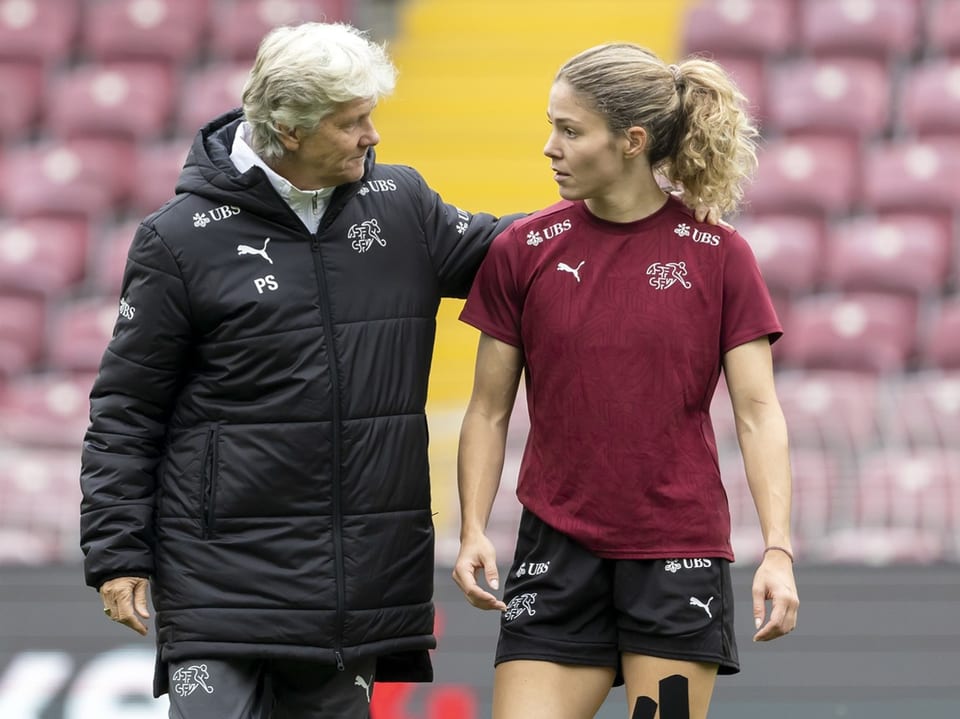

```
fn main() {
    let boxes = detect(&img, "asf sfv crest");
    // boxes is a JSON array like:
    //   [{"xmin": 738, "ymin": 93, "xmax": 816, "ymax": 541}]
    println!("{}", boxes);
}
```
[{"xmin": 348, "ymin": 219, "xmax": 386, "ymax": 253}]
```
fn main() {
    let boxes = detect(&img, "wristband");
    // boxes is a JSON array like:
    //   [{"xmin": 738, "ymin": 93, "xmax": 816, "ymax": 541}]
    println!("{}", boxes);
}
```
[{"xmin": 763, "ymin": 545, "xmax": 794, "ymax": 562}]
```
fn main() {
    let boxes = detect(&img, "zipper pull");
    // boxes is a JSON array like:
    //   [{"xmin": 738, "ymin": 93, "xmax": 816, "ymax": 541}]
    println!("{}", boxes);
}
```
[
  {"xmin": 335, "ymin": 651, "xmax": 345, "ymax": 671},
  {"xmin": 313, "ymin": 192, "xmax": 319, "ymax": 213}
]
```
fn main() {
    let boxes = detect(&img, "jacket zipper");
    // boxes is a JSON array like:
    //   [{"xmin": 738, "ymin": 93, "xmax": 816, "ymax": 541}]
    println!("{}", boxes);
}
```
[
  {"xmin": 310, "ymin": 233, "xmax": 347, "ymax": 670},
  {"xmin": 200, "ymin": 424, "xmax": 220, "ymax": 539}
]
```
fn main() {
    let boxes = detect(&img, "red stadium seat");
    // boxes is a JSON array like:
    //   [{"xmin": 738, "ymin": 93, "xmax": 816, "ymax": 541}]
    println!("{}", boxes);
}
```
[
  {"xmin": 681, "ymin": 0, "xmax": 797, "ymax": 57},
  {"xmin": 900, "ymin": 59, "xmax": 960, "ymax": 138},
  {"xmin": 0, "ymin": 216, "xmax": 89, "ymax": 295},
  {"xmin": 0, "ymin": 293, "xmax": 46, "ymax": 376},
  {"xmin": 774, "ymin": 369, "xmax": 882, "ymax": 450},
  {"xmin": 736, "ymin": 213, "xmax": 824, "ymax": 296},
  {"xmin": 722, "ymin": 446, "xmax": 839, "ymax": 547},
  {"xmin": 0, "ymin": 137, "xmax": 135, "ymax": 219},
  {"xmin": 861, "ymin": 138, "xmax": 960, "ymax": 214},
  {"xmin": 0, "ymin": 0, "xmax": 80, "ymax": 65},
  {"xmin": 0, "ymin": 371, "xmax": 96, "ymax": 447},
  {"xmin": 711, "ymin": 55, "xmax": 768, "ymax": 127},
  {"xmin": 767, "ymin": 57, "xmax": 892, "ymax": 138},
  {"xmin": 80, "ymin": 0, "xmax": 211, "ymax": 64},
  {"xmin": 130, "ymin": 139, "xmax": 191, "ymax": 216},
  {"xmin": 46, "ymin": 297, "xmax": 119, "ymax": 372},
  {"xmin": 745, "ymin": 135, "xmax": 860, "ymax": 215},
  {"xmin": 925, "ymin": 0, "xmax": 960, "ymax": 57},
  {"xmin": 44, "ymin": 62, "xmax": 176, "ymax": 141},
  {"xmin": 798, "ymin": 0, "xmax": 921, "ymax": 59},
  {"xmin": 887, "ymin": 371, "xmax": 960, "ymax": 448},
  {"xmin": 175, "ymin": 61, "xmax": 250, "ymax": 135},
  {"xmin": 0, "ymin": 448, "xmax": 82, "ymax": 534},
  {"xmin": 776, "ymin": 292, "xmax": 918, "ymax": 374},
  {"xmin": 819, "ymin": 526, "xmax": 947, "ymax": 564},
  {"xmin": 208, "ymin": 0, "xmax": 351, "ymax": 61},
  {"xmin": 923, "ymin": 296, "xmax": 960, "ymax": 370},
  {"xmin": 0, "ymin": 61, "xmax": 44, "ymax": 140},
  {"xmin": 854, "ymin": 447, "xmax": 960, "ymax": 532},
  {"xmin": 823, "ymin": 214, "xmax": 952, "ymax": 298},
  {"xmin": 91, "ymin": 219, "xmax": 139, "ymax": 295}
]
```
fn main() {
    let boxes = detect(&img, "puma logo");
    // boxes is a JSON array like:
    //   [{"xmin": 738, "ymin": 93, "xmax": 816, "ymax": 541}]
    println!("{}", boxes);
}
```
[
  {"xmin": 354, "ymin": 674, "xmax": 373, "ymax": 703},
  {"xmin": 557, "ymin": 260, "xmax": 585, "ymax": 282},
  {"xmin": 690, "ymin": 596, "xmax": 714, "ymax": 618},
  {"xmin": 237, "ymin": 237, "xmax": 273, "ymax": 264}
]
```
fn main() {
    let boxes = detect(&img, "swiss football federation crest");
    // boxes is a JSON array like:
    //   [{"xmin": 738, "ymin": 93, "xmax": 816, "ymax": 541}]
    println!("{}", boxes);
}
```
[
  {"xmin": 172, "ymin": 664, "xmax": 215, "ymax": 696},
  {"xmin": 348, "ymin": 218, "xmax": 386, "ymax": 253},
  {"xmin": 646, "ymin": 261, "xmax": 692, "ymax": 290}
]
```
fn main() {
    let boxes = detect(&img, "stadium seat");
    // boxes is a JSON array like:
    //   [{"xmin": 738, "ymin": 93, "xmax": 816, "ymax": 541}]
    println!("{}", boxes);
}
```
[
  {"xmin": 44, "ymin": 61, "xmax": 176, "ymax": 141},
  {"xmin": 0, "ymin": 448, "xmax": 82, "ymax": 538},
  {"xmin": 46, "ymin": 297, "xmax": 119, "ymax": 372},
  {"xmin": 681, "ymin": 0, "xmax": 797, "ymax": 57},
  {"xmin": 208, "ymin": 0, "xmax": 351, "ymax": 61},
  {"xmin": 823, "ymin": 214, "xmax": 952, "ymax": 298},
  {"xmin": 900, "ymin": 59, "xmax": 960, "ymax": 138},
  {"xmin": 775, "ymin": 292, "xmax": 918, "ymax": 374},
  {"xmin": 744, "ymin": 135, "xmax": 860, "ymax": 215},
  {"xmin": 711, "ymin": 54, "xmax": 769, "ymax": 128},
  {"xmin": 0, "ymin": 61, "xmax": 44, "ymax": 140},
  {"xmin": 861, "ymin": 138, "xmax": 960, "ymax": 214},
  {"xmin": 0, "ymin": 0, "xmax": 80, "ymax": 65},
  {"xmin": 767, "ymin": 57, "xmax": 892, "ymax": 138},
  {"xmin": 797, "ymin": 0, "xmax": 921, "ymax": 59},
  {"xmin": 853, "ymin": 447, "xmax": 960, "ymax": 532},
  {"xmin": 0, "ymin": 293, "xmax": 46, "ymax": 376},
  {"xmin": 721, "ymin": 446, "xmax": 839, "ymax": 545},
  {"xmin": 736, "ymin": 213, "xmax": 824, "ymax": 296},
  {"xmin": 819, "ymin": 526, "xmax": 947, "ymax": 564},
  {"xmin": 924, "ymin": 0, "xmax": 960, "ymax": 57},
  {"xmin": 91, "ymin": 219, "xmax": 139, "ymax": 295},
  {"xmin": 80, "ymin": 0, "xmax": 211, "ymax": 64},
  {"xmin": 774, "ymin": 369, "xmax": 882, "ymax": 450},
  {"xmin": 886, "ymin": 370, "xmax": 960, "ymax": 448},
  {"xmin": 175, "ymin": 61, "xmax": 249, "ymax": 136},
  {"xmin": 923, "ymin": 296, "xmax": 960, "ymax": 370},
  {"xmin": 130, "ymin": 139, "xmax": 191, "ymax": 216},
  {"xmin": 0, "ymin": 216, "xmax": 89, "ymax": 295},
  {"xmin": 0, "ymin": 137, "xmax": 135, "ymax": 219},
  {"xmin": 0, "ymin": 371, "xmax": 96, "ymax": 447}
]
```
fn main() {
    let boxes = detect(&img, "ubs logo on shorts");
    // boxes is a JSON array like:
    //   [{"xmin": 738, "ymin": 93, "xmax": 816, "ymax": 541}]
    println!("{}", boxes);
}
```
[
  {"xmin": 515, "ymin": 561, "xmax": 550, "ymax": 578},
  {"xmin": 665, "ymin": 558, "xmax": 713, "ymax": 573}
]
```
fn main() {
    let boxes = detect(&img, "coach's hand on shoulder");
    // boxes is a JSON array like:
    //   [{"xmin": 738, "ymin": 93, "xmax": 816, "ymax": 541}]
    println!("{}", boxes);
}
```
[
  {"xmin": 453, "ymin": 533, "xmax": 507, "ymax": 612},
  {"xmin": 100, "ymin": 576, "xmax": 151, "ymax": 636},
  {"xmin": 668, "ymin": 189, "xmax": 730, "ymax": 228}
]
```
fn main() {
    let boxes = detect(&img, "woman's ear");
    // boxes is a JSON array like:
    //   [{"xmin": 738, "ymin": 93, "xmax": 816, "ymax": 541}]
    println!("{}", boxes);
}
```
[
  {"xmin": 277, "ymin": 124, "xmax": 300, "ymax": 151},
  {"xmin": 623, "ymin": 126, "xmax": 648, "ymax": 158}
]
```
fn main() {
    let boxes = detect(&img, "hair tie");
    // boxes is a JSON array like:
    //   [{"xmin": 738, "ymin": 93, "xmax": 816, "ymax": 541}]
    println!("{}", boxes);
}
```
[{"xmin": 668, "ymin": 64, "xmax": 683, "ymax": 89}]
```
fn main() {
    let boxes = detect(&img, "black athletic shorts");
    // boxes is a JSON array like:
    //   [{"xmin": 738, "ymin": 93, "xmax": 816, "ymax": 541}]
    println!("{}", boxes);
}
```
[{"xmin": 495, "ymin": 509, "xmax": 740, "ymax": 684}]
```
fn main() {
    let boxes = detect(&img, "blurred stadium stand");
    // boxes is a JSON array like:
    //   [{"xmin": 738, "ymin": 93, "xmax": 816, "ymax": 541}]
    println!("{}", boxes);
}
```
[{"xmin": 0, "ymin": 0, "xmax": 957, "ymax": 573}]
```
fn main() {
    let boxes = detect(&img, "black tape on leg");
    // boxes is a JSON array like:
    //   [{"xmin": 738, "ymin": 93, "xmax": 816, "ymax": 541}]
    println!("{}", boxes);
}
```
[
  {"xmin": 631, "ymin": 695, "xmax": 657, "ymax": 719},
  {"xmin": 659, "ymin": 674, "xmax": 690, "ymax": 719}
]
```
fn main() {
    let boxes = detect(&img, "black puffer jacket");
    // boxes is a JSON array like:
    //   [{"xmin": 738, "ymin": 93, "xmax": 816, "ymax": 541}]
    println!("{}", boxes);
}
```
[{"xmin": 79, "ymin": 110, "xmax": 516, "ymax": 695}]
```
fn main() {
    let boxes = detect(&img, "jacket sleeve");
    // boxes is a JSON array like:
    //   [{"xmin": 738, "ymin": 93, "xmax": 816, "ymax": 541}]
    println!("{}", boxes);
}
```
[
  {"xmin": 80, "ymin": 221, "xmax": 193, "ymax": 590},
  {"xmin": 412, "ymin": 169, "xmax": 524, "ymax": 298}
]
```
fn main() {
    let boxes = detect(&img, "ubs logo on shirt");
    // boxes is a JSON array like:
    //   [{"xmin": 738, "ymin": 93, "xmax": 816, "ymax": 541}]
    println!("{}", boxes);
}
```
[{"xmin": 526, "ymin": 219, "xmax": 573, "ymax": 246}]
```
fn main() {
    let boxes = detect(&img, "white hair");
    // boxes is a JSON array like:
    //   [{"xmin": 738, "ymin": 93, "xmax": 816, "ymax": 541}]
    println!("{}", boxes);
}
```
[{"xmin": 242, "ymin": 22, "xmax": 397, "ymax": 161}]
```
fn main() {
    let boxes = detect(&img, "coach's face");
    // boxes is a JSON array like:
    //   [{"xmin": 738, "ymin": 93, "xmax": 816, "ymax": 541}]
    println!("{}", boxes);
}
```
[{"xmin": 275, "ymin": 97, "xmax": 380, "ymax": 189}]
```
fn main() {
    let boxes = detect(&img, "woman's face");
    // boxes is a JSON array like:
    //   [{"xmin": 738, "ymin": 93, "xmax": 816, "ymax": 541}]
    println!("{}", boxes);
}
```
[{"xmin": 543, "ymin": 80, "xmax": 629, "ymax": 202}]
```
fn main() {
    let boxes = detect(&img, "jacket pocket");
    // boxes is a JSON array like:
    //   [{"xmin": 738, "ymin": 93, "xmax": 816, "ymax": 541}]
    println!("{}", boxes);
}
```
[{"xmin": 199, "ymin": 424, "xmax": 220, "ymax": 538}]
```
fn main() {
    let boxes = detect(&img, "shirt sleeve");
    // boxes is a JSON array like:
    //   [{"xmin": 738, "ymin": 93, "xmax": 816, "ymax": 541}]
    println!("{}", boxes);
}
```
[
  {"xmin": 720, "ymin": 229, "xmax": 783, "ymax": 353},
  {"xmin": 458, "ymin": 228, "xmax": 525, "ymax": 347}
]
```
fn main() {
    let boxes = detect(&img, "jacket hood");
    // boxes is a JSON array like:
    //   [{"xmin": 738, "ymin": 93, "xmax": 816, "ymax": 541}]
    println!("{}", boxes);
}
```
[{"xmin": 175, "ymin": 109, "xmax": 376, "ymax": 225}]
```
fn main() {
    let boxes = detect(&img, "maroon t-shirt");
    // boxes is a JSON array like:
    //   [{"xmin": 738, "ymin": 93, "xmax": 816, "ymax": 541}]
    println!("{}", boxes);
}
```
[{"xmin": 460, "ymin": 196, "xmax": 782, "ymax": 560}]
